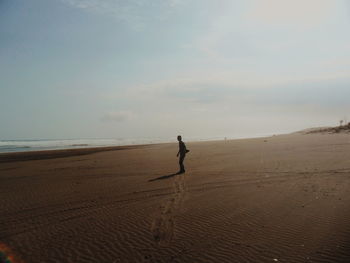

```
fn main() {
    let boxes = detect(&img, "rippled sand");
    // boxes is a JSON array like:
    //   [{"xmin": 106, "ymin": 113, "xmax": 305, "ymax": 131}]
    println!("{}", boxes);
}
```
[{"xmin": 1, "ymin": 132, "xmax": 350, "ymax": 262}]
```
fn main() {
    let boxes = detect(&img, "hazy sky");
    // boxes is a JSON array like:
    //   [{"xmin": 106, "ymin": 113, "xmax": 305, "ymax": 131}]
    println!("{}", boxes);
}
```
[{"xmin": 1, "ymin": 0, "xmax": 350, "ymax": 140}]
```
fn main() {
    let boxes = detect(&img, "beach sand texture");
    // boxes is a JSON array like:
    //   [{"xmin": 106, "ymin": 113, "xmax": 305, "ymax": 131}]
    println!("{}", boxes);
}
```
[{"xmin": 1, "ymin": 133, "xmax": 350, "ymax": 262}]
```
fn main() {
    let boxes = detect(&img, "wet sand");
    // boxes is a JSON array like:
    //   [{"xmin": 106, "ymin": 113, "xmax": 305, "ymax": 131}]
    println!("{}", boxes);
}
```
[{"xmin": 1, "ymin": 132, "xmax": 350, "ymax": 262}]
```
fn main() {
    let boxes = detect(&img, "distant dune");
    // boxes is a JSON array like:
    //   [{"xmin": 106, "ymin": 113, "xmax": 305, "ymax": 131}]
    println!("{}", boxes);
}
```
[
  {"xmin": 1, "ymin": 131, "xmax": 350, "ymax": 262},
  {"xmin": 299, "ymin": 124, "xmax": 350, "ymax": 135}
]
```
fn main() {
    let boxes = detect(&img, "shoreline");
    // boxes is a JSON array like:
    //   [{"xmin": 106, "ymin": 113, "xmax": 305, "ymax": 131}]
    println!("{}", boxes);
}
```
[
  {"xmin": 0, "ymin": 144, "xmax": 150, "ymax": 163},
  {"xmin": 0, "ymin": 136, "xmax": 277, "ymax": 163},
  {"xmin": 0, "ymin": 133, "xmax": 280, "ymax": 155},
  {"xmin": 1, "ymin": 128, "xmax": 347, "ymax": 163},
  {"xmin": 0, "ymin": 133, "xmax": 283, "ymax": 159}
]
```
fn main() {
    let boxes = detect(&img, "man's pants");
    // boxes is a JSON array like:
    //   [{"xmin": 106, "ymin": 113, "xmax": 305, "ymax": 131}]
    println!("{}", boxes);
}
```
[{"xmin": 179, "ymin": 154, "xmax": 186, "ymax": 172}]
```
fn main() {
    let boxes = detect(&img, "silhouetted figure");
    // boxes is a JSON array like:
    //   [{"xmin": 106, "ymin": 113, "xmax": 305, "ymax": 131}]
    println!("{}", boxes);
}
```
[{"xmin": 176, "ymin": 135, "xmax": 189, "ymax": 174}]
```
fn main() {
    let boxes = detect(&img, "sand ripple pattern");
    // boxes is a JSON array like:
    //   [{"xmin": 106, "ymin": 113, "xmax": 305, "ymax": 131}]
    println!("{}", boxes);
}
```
[{"xmin": 151, "ymin": 174, "xmax": 186, "ymax": 245}]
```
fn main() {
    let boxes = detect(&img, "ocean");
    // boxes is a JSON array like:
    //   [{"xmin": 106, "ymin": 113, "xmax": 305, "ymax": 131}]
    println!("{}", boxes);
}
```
[{"xmin": 0, "ymin": 138, "xmax": 172, "ymax": 153}]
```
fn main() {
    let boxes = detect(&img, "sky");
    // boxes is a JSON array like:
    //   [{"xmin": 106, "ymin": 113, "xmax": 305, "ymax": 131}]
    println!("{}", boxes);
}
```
[{"xmin": 1, "ymin": 0, "xmax": 350, "ymax": 140}]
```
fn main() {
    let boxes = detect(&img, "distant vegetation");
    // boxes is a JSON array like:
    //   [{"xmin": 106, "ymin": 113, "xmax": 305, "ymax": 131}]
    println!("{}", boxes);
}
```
[{"xmin": 306, "ymin": 122, "xmax": 350, "ymax": 134}]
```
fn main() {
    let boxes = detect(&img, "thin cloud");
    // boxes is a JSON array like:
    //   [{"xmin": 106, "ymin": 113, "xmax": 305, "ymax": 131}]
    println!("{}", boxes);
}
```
[
  {"xmin": 245, "ymin": 0, "xmax": 335, "ymax": 28},
  {"xmin": 190, "ymin": 0, "xmax": 340, "ymax": 60},
  {"xmin": 61, "ymin": 0, "xmax": 185, "ymax": 29},
  {"xmin": 101, "ymin": 111, "xmax": 134, "ymax": 122},
  {"xmin": 124, "ymin": 68, "xmax": 350, "ymax": 98}
]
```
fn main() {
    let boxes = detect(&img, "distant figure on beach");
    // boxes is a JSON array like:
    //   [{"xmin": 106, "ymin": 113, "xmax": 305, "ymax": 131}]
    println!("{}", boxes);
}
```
[{"xmin": 176, "ymin": 135, "xmax": 189, "ymax": 174}]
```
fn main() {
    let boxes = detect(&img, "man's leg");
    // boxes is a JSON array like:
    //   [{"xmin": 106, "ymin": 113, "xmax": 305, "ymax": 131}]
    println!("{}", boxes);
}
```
[{"xmin": 179, "ymin": 155, "xmax": 185, "ymax": 173}]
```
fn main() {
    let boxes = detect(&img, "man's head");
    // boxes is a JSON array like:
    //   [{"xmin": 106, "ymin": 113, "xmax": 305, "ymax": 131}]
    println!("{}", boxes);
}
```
[{"xmin": 177, "ymin": 135, "xmax": 182, "ymax": 141}]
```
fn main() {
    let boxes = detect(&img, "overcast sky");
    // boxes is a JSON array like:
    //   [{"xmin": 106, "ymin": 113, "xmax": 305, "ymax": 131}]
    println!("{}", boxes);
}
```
[{"xmin": 1, "ymin": 0, "xmax": 350, "ymax": 140}]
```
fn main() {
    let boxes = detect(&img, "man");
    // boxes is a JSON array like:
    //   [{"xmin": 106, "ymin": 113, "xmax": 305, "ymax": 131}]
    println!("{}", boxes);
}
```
[{"xmin": 176, "ymin": 135, "xmax": 189, "ymax": 174}]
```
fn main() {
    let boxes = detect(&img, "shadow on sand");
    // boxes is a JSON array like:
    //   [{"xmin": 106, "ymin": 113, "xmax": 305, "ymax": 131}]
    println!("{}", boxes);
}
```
[{"xmin": 148, "ymin": 173, "xmax": 180, "ymax": 182}]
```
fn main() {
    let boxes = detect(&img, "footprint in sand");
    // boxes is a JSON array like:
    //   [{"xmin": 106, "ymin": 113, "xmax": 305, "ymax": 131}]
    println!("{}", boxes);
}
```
[{"xmin": 151, "ymin": 173, "xmax": 186, "ymax": 245}]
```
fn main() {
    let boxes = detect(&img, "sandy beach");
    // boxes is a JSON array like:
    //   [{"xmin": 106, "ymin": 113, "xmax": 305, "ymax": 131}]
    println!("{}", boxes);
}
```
[{"xmin": 1, "ymin": 132, "xmax": 350, "ymax": 262}]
